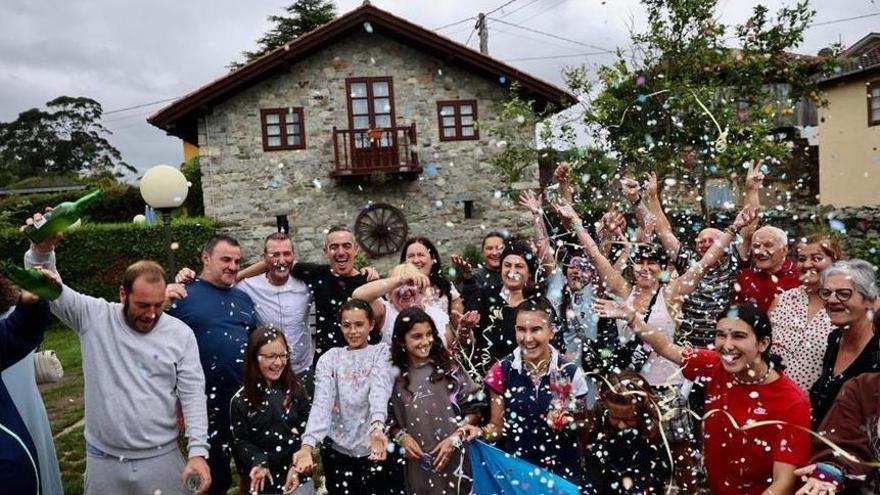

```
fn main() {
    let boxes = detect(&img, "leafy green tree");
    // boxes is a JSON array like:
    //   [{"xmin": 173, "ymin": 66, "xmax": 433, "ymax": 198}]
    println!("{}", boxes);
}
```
[
  {"xmin": 0, "ymin": 96, "xmax": 133, "ymax": 180},
  {"xmin": 569, "ymin": 0, "xmax": 839, "ymax": 219},
  {"xmin": 566, "ymin": 0, "xmax": 838, "ymax": 217},
  {"xmin": 230, "ymin": 0, "xmax": 337, "ymax": 69}
]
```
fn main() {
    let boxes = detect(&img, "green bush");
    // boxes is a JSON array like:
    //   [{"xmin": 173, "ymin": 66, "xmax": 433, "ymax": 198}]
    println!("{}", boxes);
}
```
[
  {"xmin": 0, "ymin": 182, "xmax": 146, "ymax": 229},
  {"xmin": 0, "ymin": 218, "xmax": 217, "ymax": 300}
]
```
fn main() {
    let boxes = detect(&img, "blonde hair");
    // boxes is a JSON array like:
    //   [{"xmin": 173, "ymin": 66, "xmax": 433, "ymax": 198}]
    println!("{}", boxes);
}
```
[{"xmin": 388, "ymin": 262, "xmax": 423, "ymax": 281}]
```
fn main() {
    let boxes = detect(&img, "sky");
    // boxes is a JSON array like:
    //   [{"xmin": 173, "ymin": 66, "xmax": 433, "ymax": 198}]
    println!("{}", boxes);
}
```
[{"xmin": 1, "ymin": 0, "xmax": 877, "ymax": 180}]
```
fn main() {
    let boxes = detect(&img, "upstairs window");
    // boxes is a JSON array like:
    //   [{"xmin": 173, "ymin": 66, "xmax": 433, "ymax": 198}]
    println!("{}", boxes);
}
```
[
  {"xmin": 437, "ymin": 100, "xmax": 478, "ymax": 141},
  {"xmin": 261, "ymin": 107, "xmax": 305, "ymax": 151},
  {"xmin": 870, "ymin": 81, "xmax": 880, "ymax": 127}
]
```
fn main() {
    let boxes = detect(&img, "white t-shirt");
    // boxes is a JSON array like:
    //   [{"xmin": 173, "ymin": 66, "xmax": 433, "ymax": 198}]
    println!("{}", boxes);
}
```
[
  {"xmin": 238, "ymin": 275, "xmax": 314, "ymax": 373},
  {"xmin": 379, "ymin": 299, "xmax": 449, "ymax": 347}
]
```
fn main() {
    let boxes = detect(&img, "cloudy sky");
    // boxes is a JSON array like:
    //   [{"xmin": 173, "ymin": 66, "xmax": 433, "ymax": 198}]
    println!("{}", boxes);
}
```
[{"xmin": 1, "ymin": 0, "xmax": 877, "ymax": 179}]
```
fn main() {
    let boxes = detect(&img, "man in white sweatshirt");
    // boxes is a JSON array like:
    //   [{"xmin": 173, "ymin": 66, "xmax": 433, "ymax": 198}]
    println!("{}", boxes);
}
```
[{"xmin": 25, "ymin": 232, "xmax": 211, "ymax": 494}]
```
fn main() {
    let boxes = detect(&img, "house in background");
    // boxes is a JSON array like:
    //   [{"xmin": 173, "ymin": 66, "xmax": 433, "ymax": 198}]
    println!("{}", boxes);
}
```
[
  {"xmin": 149, "ymin": 2, "xmax": 572, "ymax": 262},
  {"xmin": 818, "ymin": 32, "xmax": 880, "ymax": 207}
]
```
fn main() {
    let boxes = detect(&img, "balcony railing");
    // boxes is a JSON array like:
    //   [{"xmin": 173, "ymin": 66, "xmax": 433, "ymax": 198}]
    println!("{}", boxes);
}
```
[{"xmin": 332, "ymin": 124, "xmax": 420, "ymax": 177}]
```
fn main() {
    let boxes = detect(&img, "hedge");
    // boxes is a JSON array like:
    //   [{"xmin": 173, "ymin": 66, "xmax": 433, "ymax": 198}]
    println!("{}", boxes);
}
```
[
  {"xmin": 0, "ymin": 183, "xmax": 146, "ymax": 228},
  {"xmin": 0, "ymin": 218, "xmax": 217, "ymax": 301}
]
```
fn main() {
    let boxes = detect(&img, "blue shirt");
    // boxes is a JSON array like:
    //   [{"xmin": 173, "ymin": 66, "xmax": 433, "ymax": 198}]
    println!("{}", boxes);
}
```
[{"xmin": 169, "ymin": 279, "xmax": 259, "ymax": 398}]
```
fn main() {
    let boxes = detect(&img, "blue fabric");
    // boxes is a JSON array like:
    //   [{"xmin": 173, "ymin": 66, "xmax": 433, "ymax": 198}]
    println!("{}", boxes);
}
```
[
  {"xmin": 468, "ymin": 440, "xmax": 580, "ymax": 495},
  {"xmin": 0, "ymin": 301, "xmax": 52, "ymax": 495}
]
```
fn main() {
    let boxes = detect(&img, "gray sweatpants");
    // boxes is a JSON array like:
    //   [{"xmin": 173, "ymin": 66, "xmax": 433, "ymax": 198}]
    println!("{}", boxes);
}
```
[{"xmin": 85, "ymin": 443, "xmax": 187, "ymax": 495}]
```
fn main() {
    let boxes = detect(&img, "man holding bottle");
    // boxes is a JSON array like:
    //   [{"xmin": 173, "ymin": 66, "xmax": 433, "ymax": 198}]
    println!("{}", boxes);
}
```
[{"xmin": 19, "ymin": 212, "xmax": 212, "ymax": 495}]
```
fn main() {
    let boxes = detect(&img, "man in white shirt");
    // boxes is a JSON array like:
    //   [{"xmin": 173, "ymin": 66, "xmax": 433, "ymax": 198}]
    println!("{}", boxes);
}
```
[{"xmin": 237, "ymin": 232, "xmax": 314, "ymax": 383}]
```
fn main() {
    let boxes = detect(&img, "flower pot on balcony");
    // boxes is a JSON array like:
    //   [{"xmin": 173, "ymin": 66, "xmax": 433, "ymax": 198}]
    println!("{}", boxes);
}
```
[{"xmin": 368, "ymin": 128, "xmax": 383, "ymax": 140}]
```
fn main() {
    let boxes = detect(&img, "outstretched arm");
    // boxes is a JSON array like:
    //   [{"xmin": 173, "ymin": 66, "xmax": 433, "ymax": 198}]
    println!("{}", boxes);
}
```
[
  {"xmin": 519, "ymin": 190, "xmax": 556, "ymax": 274},
  {"xmin": 667, "ymin": 205, "xmax": 757, "ymax": 300},
  {"xmin": 738, "ymin": 162, "xmax": 764, "ymax": 261},
  {"xmin": 642, "ymin": 172, "xmax": 682, "ymax": 260},
  {"xmin": 593, "ymin": 297, "xmax": 684, "ymax": 365},
  {"xmin": 554, "ymin": 201, "xmax": 631, "ymax": 299}
]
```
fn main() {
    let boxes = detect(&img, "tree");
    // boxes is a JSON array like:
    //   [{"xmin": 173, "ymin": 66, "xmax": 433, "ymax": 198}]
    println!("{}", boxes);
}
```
[
  {"xmin": 230, "ymin": 0, "xmax": 337, "ymax": 69},
  {"xmin": 568, "ymin": 0, "xmax": 839, "ymax": 220},
  {"xmin": 0, "ymin": 96, "xmax": 133, "ymax": 181}
]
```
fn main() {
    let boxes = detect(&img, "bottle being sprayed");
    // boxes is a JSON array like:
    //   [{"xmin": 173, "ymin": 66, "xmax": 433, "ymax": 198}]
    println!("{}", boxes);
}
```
[
  {"xmin": 0, "ymin": 261, "xmax": 61, "ymax": 301},
  {"xmin": 24, "ymin": 190, "xmax": 102, "ymax": 244}
]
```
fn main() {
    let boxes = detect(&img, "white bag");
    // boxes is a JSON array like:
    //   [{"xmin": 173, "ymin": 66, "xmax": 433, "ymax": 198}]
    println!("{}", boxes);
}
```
[{"xmin": 34, "ymin": 349, "xmax": 63, "ymax": 384}]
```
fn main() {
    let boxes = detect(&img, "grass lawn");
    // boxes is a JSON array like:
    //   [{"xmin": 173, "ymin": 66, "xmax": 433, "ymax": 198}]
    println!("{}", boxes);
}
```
[{"xmin": 39, "ymin": 322, "xmax": 325, "ymax": 495}]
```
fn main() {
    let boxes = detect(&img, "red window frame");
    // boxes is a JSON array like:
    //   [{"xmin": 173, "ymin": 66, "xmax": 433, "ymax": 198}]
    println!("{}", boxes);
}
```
[
  {"xmin": 260, "ymin": 107, "xmax": 306, "ymax": 151},
  {"xmin": 437, "ymin": 100, "xmax": 479, "ymax": 141}
]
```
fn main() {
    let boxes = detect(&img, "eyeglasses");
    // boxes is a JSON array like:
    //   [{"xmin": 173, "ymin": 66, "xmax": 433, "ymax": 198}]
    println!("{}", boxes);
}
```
[
  {"xmin": 818, "ymin": 288, "xmax": 854, "ymax": 302},
  {"xmin": 258, "ymin": 353, "xmax": 289, "ymax": 363}
]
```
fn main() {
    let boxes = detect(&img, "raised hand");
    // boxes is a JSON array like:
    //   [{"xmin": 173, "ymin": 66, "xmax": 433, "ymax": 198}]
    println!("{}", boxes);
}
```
[
  {"xmin": 552, "ymin": 200, "xmax": 580, "ymax": 228},
  {"xmin": 518, "ymin": 190, "xmax": 543, "ymax": 215},
  {"xmin": 175, "ymin": 267, "xmax": 197, "ymax": 284},
  {"xmin": 450, "ymin": 254, "xmax": 472, "ymax": 274},
  {"xmin": 359, "ymin": 266, "xmax": 380, "ymax": 281},
  {"xmin": 732, "ymin": 205, "xmax": 758, "ymax": 231},
  {"xmin": 554, "ymin": 162, "xmax": 570, "ymax": 185},
  {"xmin": 619, "ymin": 177, "xmax": 641, "ymax": 204},
  {"xmin": 21, "ymin": 208, "xmax": 62, "ymax": 253},
  {"xmin": 644, "ymin": 171, "xmax": 659, "ymax": 199},
  {"xmin": 745, "ymin": 161, "xmax": 765, "ymax": 191}
]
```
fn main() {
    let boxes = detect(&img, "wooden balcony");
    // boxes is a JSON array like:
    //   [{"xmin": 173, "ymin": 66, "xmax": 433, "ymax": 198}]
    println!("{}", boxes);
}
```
[{"xmin": 332, "ymin": 124, "xmax": 421, "ymax": 177}]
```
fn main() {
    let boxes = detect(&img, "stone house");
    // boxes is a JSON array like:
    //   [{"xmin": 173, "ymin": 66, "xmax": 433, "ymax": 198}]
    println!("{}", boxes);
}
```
[
  {"xmin": 818, "ymin": 32, "xmax": 880, "ymax": 207},
  {"xmin": 149, "ymin": 2, "xmax": 572, "ymax": 265}
]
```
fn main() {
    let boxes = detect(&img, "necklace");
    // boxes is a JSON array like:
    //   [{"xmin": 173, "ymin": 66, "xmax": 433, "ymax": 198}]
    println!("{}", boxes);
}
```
[
  {"xmin": 733, "ymin": 364, "xmax": 771, "ymax": 385},
  {"xmin": 523, "ymin": 358, "xmax": 550, "ymax": 378}
]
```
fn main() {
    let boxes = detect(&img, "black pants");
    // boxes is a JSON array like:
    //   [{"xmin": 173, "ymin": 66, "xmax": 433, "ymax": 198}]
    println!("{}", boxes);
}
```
[{"xmin": 321, "ymin": 444, "xmax": 399, "ymax": 495}]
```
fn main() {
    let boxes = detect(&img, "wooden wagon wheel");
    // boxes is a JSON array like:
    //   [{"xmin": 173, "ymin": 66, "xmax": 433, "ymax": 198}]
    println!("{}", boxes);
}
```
[{"xmin": 354, "ymin": 203, "xmax": 408, "ymax": 258}]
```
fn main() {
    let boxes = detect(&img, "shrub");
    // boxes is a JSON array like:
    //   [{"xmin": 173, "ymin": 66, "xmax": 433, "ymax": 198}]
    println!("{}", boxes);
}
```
[{"xmin": 0, "ymin": 218, "xmax": 217, "ymax": 300}]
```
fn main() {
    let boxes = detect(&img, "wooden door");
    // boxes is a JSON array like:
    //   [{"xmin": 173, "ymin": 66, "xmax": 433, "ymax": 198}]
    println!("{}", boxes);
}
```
[{"xmin": 346, "ymin": 77, "xmax": 397, "ymax": 170}]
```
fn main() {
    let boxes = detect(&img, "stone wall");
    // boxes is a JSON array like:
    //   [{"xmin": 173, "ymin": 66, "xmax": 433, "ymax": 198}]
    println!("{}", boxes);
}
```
[{"xmin": 196, "ymin": 31, "xmax": 538, "ymax": 268}]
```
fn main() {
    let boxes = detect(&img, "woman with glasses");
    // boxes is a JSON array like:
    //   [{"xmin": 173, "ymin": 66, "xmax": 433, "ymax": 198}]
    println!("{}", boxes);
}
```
[
  {"xmin": 809, "ymin": 259, "xmax": 880, "ymax": 429},
  {"xmin": 230, "ymin": 326, "xmax": 312, "ymax": 494},
  {"xmin": 768, "ymin": 235, "xmax": 844, "ymax": 391}
]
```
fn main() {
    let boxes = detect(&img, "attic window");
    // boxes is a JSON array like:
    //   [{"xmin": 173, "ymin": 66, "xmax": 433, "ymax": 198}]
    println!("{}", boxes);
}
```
[
  {"xmin": 261, "ymin": 107, "xmax": 306, "ymax": 151},
  {"xmin": 437, "ymin": 100, "xmax": 479, "ymax": 141},
  {"xmin": 870, "ymin": 81, "xmax": 880, "ymax": 127}
]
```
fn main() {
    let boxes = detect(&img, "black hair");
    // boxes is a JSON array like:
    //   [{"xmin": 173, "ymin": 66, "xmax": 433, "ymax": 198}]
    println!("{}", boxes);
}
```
[
  {"xmin": 390, "ymin": 307, "xmax": 454, "ymax": 390},
  {"xmin": 501, "ymin": 240, "xmax": 538, "ymax": 275},
  {"xmin": 338, "ymin": 298, "xmax": 376, "ymax": 326},
  {"xmin": 399, "ymin": 237, "xmax": 453, "ymax": 314},
  {"xmin": 719, "ymin": 303, "xmax": 781, "ymax": 368},
  {"xmin": 202, "ymin": 234, "xmax": 240, "ymax": 255},
  {"xmin": 630, "ymin": 242, "xmax": 669, "ymax": 269},
  {"xmin": 264, "ymin": 231, "xmax": 292, "ymax": 252},
  {"xmin": 513, "ymin": 296, "xmax": 558, "ymax": 328},
  {"xmin": 482, "ymin": 231, "xmax": 507, "ymax": 248}
]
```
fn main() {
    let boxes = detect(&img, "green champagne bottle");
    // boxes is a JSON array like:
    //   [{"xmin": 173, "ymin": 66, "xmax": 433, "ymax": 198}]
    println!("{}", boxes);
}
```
[
  {"xmin": 0, "ymin": 261, "xmax": 62, "ymax": 301},
  {"xmin": 24, "ymin": 189, "xmax": 102, "ymax": 244}
]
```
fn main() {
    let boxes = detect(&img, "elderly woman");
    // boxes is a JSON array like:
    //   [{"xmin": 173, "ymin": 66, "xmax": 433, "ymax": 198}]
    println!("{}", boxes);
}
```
[
  {"xmin": 769, "ymin": 234, "xmax": 845, "ymax": 391},
  {"xmin": 352, "ymin": 263, "xmax": 452, "ymax": 346},
  {"xmin": 809, "ymin": 259, "xmax": 880, "ymax": 429}
]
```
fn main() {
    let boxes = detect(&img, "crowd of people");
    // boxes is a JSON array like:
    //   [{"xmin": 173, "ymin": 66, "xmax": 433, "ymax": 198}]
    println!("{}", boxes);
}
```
[{"xmin": 2, "ymin": 161, "xmax": 880, "ymax": 495}]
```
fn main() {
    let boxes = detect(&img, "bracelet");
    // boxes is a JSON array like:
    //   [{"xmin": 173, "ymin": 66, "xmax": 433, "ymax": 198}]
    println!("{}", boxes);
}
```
[
  {"xmin": 812, "ymin": 462, "xmax": 844, "ymax": 487},
  {"xmin": 725, "ymin": 225, "xmax": 739, "ymax": 236},
  {"xmin": 393, "ymin": 429, "xmax": 408, "ymax": 444},
  {"xmin": 572, "ymin": 222, "xmax": 585, "ymax": 233}
]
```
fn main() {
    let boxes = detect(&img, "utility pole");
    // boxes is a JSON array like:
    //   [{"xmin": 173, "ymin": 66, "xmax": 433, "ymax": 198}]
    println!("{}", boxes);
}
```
[{"xmin": 478, "ymin": 12, "xmax": 488, "ymax": 54}]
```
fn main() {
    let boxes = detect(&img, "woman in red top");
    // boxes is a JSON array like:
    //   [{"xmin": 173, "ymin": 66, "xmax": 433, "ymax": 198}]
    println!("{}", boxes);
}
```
[{"xmin": 594, "ymin": 300, "xmax": 811, "ymax": 495}]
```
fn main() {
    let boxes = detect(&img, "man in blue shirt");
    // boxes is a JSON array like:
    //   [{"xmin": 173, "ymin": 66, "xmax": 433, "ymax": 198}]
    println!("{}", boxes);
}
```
[{"xmin": 168, "ymin": 234, "xmax": 259, "ymax": 495}]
